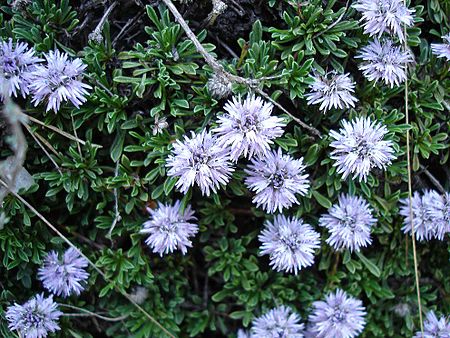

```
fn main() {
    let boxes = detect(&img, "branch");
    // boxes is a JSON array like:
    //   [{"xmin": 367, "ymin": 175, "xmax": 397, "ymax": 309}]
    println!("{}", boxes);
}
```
[
  {"xmin": 419, "ymin": 164, "xmax": 446, "ymax": 194},
  {"xmin": 161, "ymin": 0, "xmax": 322, "ymax": 137}
]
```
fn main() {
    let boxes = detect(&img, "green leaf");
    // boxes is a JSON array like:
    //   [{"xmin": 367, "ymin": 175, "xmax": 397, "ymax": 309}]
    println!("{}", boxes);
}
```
[
  {"xmin": 356, "ymin": 251, "xmax": 381, "ymax": 277},
  {"xmin": 312, "ymin": 190, "xmax": 332, "ymax": 208}
]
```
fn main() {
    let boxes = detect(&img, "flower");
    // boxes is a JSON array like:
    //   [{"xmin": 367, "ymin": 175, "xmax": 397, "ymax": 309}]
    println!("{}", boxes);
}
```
[
  {"xmin": 166, "ymin": 130, "xmax": 234, "ymax": 196},
  {"xmin": 307, "ymin": 289, "xmax": 366, "ymax": 338},
  {"xmin": 305, "ymin": 72, "xmax": 358, "ymax": 112},
  {"xmin": 356, "ymin": 38, "xmax": 414, "ymax": 88},
  {"xmin": 400, "ymin": 190, "xmax": 449, "ymax": 241},
  {"xmin": 244, "ymin": 148, "xmax": 310, "ymax": 213},
  {"xmin": 212, "ymin": 95, "xmax": 285, "ymax": 161},
  {"xmin": 30, "ymin": 50, "xmax": 91, "ymax": 112},
  {"xmin": 251, "ymin": 305, "xmax": 304, "ymax": 338},
  {"xmin": 129, "ymin": 286, "xmax": 149, "ymax": 305},
  {"xmin": 353, "ymin": 0, "xmax": 414, "ymax": 42},
  {"xmin": 140, "ymin": 200, "xmax": 198, "ymax": 256},
  {"xmin": 431, "ymin": 34, "xmax": 450, "ymax": 61},
  {"xmin": 207, "ymin": 73, "xmax": 232, "ymax": 99},
  {"xmin": 259, "ymin": 215, "xmax": 320, "ymax": 274},
  {"xmin": 237, "ymin": 329, "xmax": 251, "ymax": 338},
  {"xmin": 329, "ymin": 116, "xmax": 396, "ymax": 182},
  {"xmin": 427, "ymin": 191, "xmax": 450, "ymax": 239},
  {"xmin": 0, "ymin": 38, "xmax": 41, "ymax": 99},
  {"xmin": 413, "ymin": 311, "xmax": 450, "ymax": 338},
  {"xmin": 151, "ymin": 113, "xmax": 169, "ymax": 135},
  {"xmin": 38, "ymin": 247, "xmax": 89, "ymax": 298},
  {"xmin": 6, "ymin": 293, "xmax": 62, "ymax": 338},
  {"xmin": 319, "ymin": 194, "xmax": 377, "ymax": 252}
]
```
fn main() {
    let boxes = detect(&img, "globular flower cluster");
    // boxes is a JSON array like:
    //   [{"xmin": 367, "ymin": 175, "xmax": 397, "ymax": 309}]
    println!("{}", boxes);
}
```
[
  {"xmin": 30, "ymin": 50, "xmax": 91, "ymax": 113},
  {"xmin": 305, "ymin": 71, "xmax": 358, "ymax": 112},
  {"xmin": 307, "ymin": 289, "xmax": 367, "ymax": 338},
  {"xmin": 329, "ymin": 116, "xmax": 396, "ymax": 182},
  {"xmin": 6, "ymin": 294, "xmax": 62, "ymax": 338},
  {"xmin": 413, "ymin": 311, "xmax": 450, "ymax": 338},
  {"xmin": 166, "ymin": 129, "xmax": 234, "ymax": 196},
  {"xmin": 0, "ymin": 39, "xmax": 91, "ymax": 111},
  {"xmin": 213, "ymin": 95, "xmax": 286, "ymax": 161},
  {"xmin": 356, "ymin": 39, "xmax": 414, "ymax": 88},
  {"xmin": 0, "ymin": 38, "xmax": 41, "ymax": 99},
  {"xmin": 140, "ymin": 200, "xmax": 199, "ymax": 256},
  {"xmin": 353, "ymin": 0, "xmax": 414, "ymax": 42},
  {"xmin": 250, "ymin": 305, "xmax": 305, "ymax": 338},
  {"xmin": 38, "ymin": 248, "xmax": 89, "ymax": 298},
  {"xmin": 244, "ymin": 148, "xmax": 310, "ymax": 213},
  {"xmin": 319, "ymin": 194, "xmax": 377, "ymax": 252},
  {"xmin": 431, "ymin": 33, "xmax": 450, "ymax": 61},
  {"xmin": 259, "ymin": 215, "xmax": 321, "ymax": 274},
  {"xmin": 400, "ymin": 190, "xmax": 450, "ymax": 241}
]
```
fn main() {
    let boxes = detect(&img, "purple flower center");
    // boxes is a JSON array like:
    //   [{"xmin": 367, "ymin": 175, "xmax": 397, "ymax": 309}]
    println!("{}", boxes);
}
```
[
  {"xmin": 25, "ymin": 308, "xmax": 45, "ymax": 328},
  {"xmin": 237, "ymin": 111, "xmax": 259, "ymax": 132},
  {"xmin": 2, "ymin": 56, "xmax": 18, "ymax": 75},
  {"xmin": 332, "ymin": 307, "xmax": 347, "ymax": 323},
  {"xmin": 268, "ymin": 171, "xmax": 286, "ymax": 189},
  {"xmin": 355, "ymin": 138, "xmax": 372, "ymax": 157}
]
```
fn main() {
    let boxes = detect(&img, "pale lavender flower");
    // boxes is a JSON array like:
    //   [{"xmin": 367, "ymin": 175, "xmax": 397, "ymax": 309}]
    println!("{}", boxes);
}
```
[
  {"xmin": 307, "ymin": 289, "xmax": 366, "ymax": 338},
  {"xmin": 427, "ymin": 191, "xmax": 450, "ymax": 239},
  {"xmin": 259, "ymin": 215, "xmax": 320, "ymax": 274},
  {"xmin": 329, "ymin": 116, "xmax": 396, "ymax": 182},
  {"xmin": 431, "ymin": 34, "xmax": 450, "ymax": 61},
  {"xmin": 0, "ymin": 38, "xmax": 41, "ymax": 99},
  {"xmin": 140, "ymin": 200, "xmax": 198, "ymax": 256},
  {"xmin": 305, "ymin": 72, "xmax": 358, "ymax": 112},
  {"xmin": 237, "ymin": 329, "xmax": 251, "ymax": 338},
  {"xmin": 212, "ymin": 95, "xmax": 286, "ymax": 161},
  {"xmin": 413, "ymin": 311, "xmax": 450, "ymax": 338},
  {"xmin": 166, "ymin": 130, "xmax": 234, "ymax": 196},
  {"xmin": 6, "ymin": 294, "xmax": 62, "ymax": 338},
  {"xmin": 400, "ymin": 190, "xmax": 449, "ymax": 241},
  {"xmin": 244, "ymin": 148, "xmax": 310, "ymax": 213},
  {"xmin": 38, "ymin": 247, "xmax": 89, "ymax": 298},
  {"xmin": 251, "ymin": 305, "xmax": 304, "ymax": 338},
  {"xmin": 207, "ymin": 73, "xmax": 232, "ymax": 99},
  {"xmin": 319, "ymin": 194, "xmax": 377, "ymax": 252},
  {"xmin": 30, "ymin": 50, "xmax": 91, "ymax": 112},
  {"xmin": 356, "ymin": 38, "xmax": 414, "ymax": 88},
  {"xmin": 353, "ymin": 0, "xmax": 414, "ymax": 42},
  {"xmin": 400, "ymin": 191, "xmax": 433, "ymax": 241}
]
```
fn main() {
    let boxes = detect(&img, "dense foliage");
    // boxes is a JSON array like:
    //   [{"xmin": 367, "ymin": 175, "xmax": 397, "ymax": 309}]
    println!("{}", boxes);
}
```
[{"xmin": 0, "ymin": 0, "xmax": 449, "ymax": 337}]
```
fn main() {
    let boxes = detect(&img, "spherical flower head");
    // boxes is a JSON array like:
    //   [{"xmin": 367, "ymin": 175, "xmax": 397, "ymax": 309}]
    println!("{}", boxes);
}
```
[
  {"xmin": 413, "ymin": 311, "xmax": 450, "ymax": 338},
  {"xmin": 356, "ymin": 38, "xmax": 414, "ymax": 88},
  {"xmin": 213, "ymin": 95, "xmax": 286, "ymax": 161},
  {"xmin": 38, "ymin": 247, "xmax": 89, "ymax": 298},
  {"xmin": 431, "ymin": 34, "xmax": 450, "ymax": 61},
  {"xmin": 319, "ymin": 194, "xmax": 377, "ymax": 252},
  {"xmin": 259, "ymin": 215, "xmax": 320, "ymax": 274},
  {"xmin": 6, "ymin": 293, "xmax": 62, "ymax": 338},
  {"xmin": 0, "ymin": 38, "xmax": 41, "ymax": 99},
  {"xmin": 305, "ymin": 72, "xmax": 358, "ymax": 112},
  {"xmin": 166, "ymin": 130, "xmax": 234, "ymax": 196},
  {"xmin": 329, "ymin": 116, "xmax": 396, "ymax": 182},
  {"xmin": 251, "ymin": 305, "xmax": 304, "ymax": 338},
  {"xmin": 244, "ymin": 148, "xmax": 310, "ymax": 213},
  {"xmin": 140, "ymin": 200, "xmax": 198, "ymax": 256},
  {"xmin": 207, "ymin": 73, "xmax": 232, "ymax": 99},
  {"xmin": 353, "ymin": 0, "xmax": 414, "ymax": 42},
  {"xmin": 30, "ymin": 50, "xmax": 91, "ymax": 113},
  {"xmin": 400, "ymin": 190, "xmax": 449, "ymax": 241},
  {"xmin": 427, "ymin": 191, "xmax": 450, "ymax": 239},
  {"xmin": 308, "ymin": 289, "xmax": 366, "ymax": 338}
]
